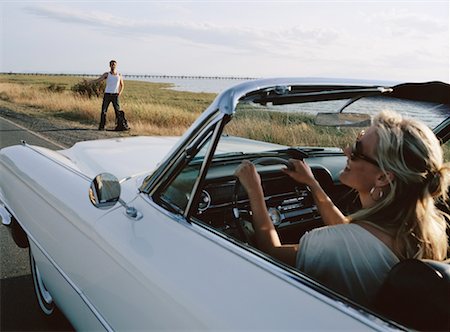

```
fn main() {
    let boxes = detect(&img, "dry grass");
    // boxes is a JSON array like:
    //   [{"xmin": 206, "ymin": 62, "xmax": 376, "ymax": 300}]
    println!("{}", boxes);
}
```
[
  {"xmin": 225, "ymin": 109, "xmax": 361, "ymax": 148},
  {"xmin": 0, "ymin": 75, "xmax": 215, "ymax": 135}
]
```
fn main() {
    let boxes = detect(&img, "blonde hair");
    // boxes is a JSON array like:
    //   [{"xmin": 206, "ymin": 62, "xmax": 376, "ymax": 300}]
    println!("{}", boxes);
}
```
[{"xmin": 350, "ymin": 110, "xmax": 449, "ymax": 260}]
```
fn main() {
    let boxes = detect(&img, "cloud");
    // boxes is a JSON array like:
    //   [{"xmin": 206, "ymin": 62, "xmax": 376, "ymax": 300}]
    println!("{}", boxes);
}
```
[
  {"xmin": 24, "ymin": 4, "xmax": 341, "ymax": 56},
  {"xmin": 366, "ymin": 9, "xmax": 447, "ymax": 37},
  {"xmin": 25, "ymin": 4, "xmax": 125, "ymax": 27}
]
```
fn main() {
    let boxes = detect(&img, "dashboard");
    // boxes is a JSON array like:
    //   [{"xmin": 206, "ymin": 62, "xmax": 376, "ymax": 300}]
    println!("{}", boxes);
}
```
[
  {"xmin": 158, "ymin": 148, "xmax": 357, "ymax": 245},
  {"xmin": 191, "ymin": 154, "xmax": 355, "ymax": 245}
]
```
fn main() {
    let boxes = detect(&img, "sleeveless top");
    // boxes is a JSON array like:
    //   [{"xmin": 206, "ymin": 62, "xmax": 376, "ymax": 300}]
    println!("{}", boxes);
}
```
[
  {"xmin": 105, "ymin": 72, "xmax": 121, "ymax": 94},
  {"xmin": 296, "ymin": 223, "xmax": 399, "ymax": 306}
]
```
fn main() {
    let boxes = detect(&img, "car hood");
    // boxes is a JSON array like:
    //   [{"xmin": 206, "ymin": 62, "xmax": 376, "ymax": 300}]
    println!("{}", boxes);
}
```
[
  {"xmin": 57, "ymin": 135, "xmax": 287, "ymax": 181},
  {"xmin": 59, "ymin": 136, "xmax": 180, "ymax": 180}
]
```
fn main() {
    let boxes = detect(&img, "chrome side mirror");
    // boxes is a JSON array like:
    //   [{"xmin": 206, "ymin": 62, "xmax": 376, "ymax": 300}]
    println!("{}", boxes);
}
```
[{"xmin": 89, "ymin": 173, "xmax": 121, "ymax": 209}]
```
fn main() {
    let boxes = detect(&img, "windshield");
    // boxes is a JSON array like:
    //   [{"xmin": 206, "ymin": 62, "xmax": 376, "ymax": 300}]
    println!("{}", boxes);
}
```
[{"xmin": 220, "ymin": 93, "xmax": 450, "ymax": 161}]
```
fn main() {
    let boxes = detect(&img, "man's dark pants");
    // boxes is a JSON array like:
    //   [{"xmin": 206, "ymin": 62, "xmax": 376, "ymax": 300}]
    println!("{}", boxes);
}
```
[{"xmin": 99, "ymin": 93, "xmax": 120, "ymax": 130}]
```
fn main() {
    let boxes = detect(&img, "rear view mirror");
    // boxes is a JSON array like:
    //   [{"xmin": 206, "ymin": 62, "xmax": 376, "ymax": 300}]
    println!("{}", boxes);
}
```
[
  {"xmin": 89, "ymin": 173, "xmax": 121, "ymax": 209},
  {"xmin": 315, "ymin": 113, "xmax": 372, "ymax": 127}
]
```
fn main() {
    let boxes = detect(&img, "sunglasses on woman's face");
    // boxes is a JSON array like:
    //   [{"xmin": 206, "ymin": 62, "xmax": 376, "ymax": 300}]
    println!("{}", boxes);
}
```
[{"xmin": 350, "ymin": 131, "xmax": 379, "ymax": 167}]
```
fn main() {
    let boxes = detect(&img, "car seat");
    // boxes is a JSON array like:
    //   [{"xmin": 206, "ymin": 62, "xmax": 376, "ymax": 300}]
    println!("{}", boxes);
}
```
[{"xmin": 374, "ymin": 259, "xmax": 450, "ymax": 331}]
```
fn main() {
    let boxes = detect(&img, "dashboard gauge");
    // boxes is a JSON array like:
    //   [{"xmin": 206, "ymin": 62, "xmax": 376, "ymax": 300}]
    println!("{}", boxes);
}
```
[
  {"xmin": 198, "ymin": 190, "xmax": 211, "ymax": 212},
  {"xmin": 268, "ymin": 207, "xmax": 282, "ymax": 226}
]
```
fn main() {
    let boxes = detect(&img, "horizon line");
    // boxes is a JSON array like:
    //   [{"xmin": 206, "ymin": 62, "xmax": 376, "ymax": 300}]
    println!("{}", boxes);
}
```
[{"xmin": 0, "ymin": 72, "xmax": 258, "ymax": 80}]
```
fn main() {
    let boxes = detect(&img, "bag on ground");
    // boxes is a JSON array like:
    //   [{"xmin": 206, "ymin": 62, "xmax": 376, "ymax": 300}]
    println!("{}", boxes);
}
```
[{"xmin": 115, "ymin": 110, "xmax": 130, "ymax": 131}]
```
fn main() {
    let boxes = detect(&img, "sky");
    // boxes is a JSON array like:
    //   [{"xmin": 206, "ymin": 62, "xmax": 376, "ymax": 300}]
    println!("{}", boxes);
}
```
[{"xmin": 1, "ymin": 0, "xmax": 449, "ymax": 83}]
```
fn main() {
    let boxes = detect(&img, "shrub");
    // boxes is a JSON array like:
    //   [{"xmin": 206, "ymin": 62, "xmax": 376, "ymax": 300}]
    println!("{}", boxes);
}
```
[
  {"xmin": 71, "ymin": 79, "xmax": 105, "ymax": 98},
  {"xmin": 47, "ymin": 83, "xmax": 65, "ymax": 93}
]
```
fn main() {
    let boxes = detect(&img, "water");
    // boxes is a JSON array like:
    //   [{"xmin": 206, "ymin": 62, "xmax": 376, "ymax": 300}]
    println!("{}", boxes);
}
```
[{"xmin": 130, "ymin": 76, "xmax": 252, "ymax": 93}]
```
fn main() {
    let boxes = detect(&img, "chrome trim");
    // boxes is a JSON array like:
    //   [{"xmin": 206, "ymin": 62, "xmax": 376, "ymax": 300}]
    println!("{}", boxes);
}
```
[
  {"xmin": 197, "ymin": 190, "xmax": 211, "ymax": 212},
  {"xmin": 4, "ymin": 205, "xmax": 113, "ymax": 331},
  {"xmin": 141, "ymin": 109, "xmax": 224, "ymax": 194},
  {"xmin": 0, "ymin": 204, "xmax": 12, "ymax": 226},
  {"xmin": 142, "ymin": 195, "xmax": 400, "ymax": 331},
  {"xmin": 184, "ymin": 119, "xmax": 226, "ymax": 217}
]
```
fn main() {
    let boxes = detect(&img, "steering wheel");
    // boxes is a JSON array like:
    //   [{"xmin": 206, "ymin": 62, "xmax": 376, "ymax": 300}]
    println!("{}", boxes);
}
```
[
  {"xmin": 232, "ymin": 157, "xmax": 294, "ymax": 242},
  {"xmin": 251, "ymin": 157, "xmax": 295, "ymax": 171}
]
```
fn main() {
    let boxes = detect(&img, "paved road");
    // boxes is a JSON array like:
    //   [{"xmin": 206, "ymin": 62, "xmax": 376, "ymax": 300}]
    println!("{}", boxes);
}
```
[{"xmin": 0, "ymin": 116, "xmax": 74, "ymax": 331}]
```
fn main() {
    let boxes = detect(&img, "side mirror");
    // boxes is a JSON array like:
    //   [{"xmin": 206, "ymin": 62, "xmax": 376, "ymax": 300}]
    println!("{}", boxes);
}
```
[
  {"xmin": 89, "ymin": 173, "xmax": 121, "ymax": 209},
  {"xmin": 314, "ymin": 112, "xmax": 372, "ymax": 127}
]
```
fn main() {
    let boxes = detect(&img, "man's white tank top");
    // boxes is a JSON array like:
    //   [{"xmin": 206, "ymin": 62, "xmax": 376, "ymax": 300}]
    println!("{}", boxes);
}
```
[{"xmin": 105, "ymin": 72, "xmax": 121, "ymax": 93}]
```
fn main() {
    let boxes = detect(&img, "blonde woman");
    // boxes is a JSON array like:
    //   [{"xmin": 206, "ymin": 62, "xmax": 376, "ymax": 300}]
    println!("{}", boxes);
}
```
[{"xmin": 235, "ymin": 110, "xmax": 449, "ymax": 306}]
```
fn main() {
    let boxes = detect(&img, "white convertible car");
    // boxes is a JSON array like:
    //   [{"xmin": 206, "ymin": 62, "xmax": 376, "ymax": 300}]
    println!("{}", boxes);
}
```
[{"xmin": 1, "ymin": 78, "xmax": 449, "ymax": 331}]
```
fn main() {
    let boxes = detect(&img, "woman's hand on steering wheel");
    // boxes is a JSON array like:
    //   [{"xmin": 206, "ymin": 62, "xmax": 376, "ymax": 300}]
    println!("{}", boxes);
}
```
[
  {"xmin": 282, "ymin": 158, "xmax": 316, "ymax": 186},
  {"xmin": 234, "ymin": 160, "xmax": 262, "ymax": 196}
]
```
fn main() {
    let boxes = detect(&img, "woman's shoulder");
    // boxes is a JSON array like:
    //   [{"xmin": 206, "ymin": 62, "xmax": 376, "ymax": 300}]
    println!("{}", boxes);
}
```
[
  {"xmin": 299, "ymin": 223, "xmax": 388, "ymax": 255},
  {"xmin": 306, "ymin": 223, "xmax": 365, "ymax": 240},
  {"xmin": 299, "ymin": 223, "xmax": 399, "ymax": 262}
]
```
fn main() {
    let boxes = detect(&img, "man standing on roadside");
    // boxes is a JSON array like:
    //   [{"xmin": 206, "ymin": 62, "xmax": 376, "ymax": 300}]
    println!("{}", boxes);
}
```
[{"xmin": 90, "ymin": 60, "xmax": 124, "ymax": 130}]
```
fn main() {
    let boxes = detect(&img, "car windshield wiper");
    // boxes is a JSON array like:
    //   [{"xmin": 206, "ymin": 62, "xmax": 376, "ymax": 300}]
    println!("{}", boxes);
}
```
[
  {"xmin": 286, "ymin": 147, "xmax": 345, "ymax": 158},
  {"xmin": 212, "ymin": 151, "xmax": 280, "ymax": 161},
  {"xmin": 211, "ymin": 148, "xmax": 342, "ymax": 162}
]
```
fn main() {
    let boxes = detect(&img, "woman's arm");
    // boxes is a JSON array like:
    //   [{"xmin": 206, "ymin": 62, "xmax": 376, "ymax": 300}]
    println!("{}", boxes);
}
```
[
  {"xmin": 235, "ymin": 161, "xmax": 298, "ymax": 266},
  {"xmin": 282, "ymin": 159, "xmax": 348, "ymax": 226}
]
